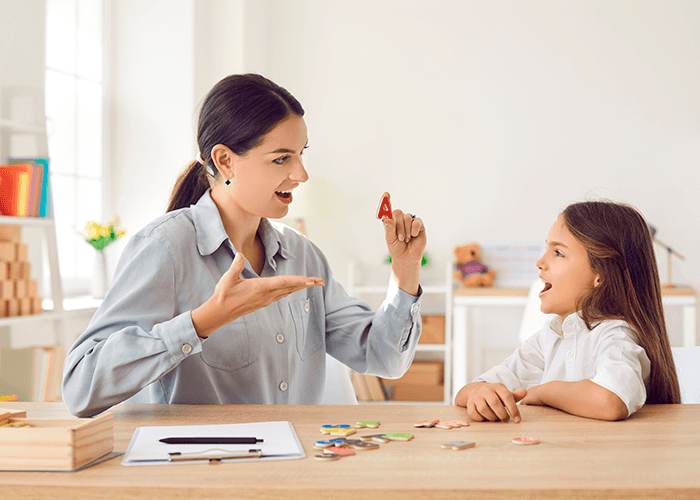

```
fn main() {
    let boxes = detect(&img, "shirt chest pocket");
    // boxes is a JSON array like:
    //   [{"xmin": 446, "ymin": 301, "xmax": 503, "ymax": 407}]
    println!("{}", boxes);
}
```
[
  {"xmin": 200, "ymin": 315, "xmax": 261, "ymax": 372},
  {"xmin": 290, "ymin": 298, "xmax": 322, "ymax": 361}
]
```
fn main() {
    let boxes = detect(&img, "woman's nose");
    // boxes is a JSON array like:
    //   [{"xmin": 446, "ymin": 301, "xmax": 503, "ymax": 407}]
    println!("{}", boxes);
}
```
[{"xmin": 290, "ymin": 158, "xmax": 309, "ymax": 183}]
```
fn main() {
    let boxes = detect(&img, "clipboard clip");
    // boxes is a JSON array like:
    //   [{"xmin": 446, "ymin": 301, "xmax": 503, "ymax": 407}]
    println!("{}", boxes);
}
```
[{"xmin": 168, "ymin": 448, "xmax": 263, "ymax": 463}]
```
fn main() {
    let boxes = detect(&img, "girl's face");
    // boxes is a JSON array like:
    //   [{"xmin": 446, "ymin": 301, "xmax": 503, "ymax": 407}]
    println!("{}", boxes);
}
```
[
  {"xmin": 223, "ymin": 114, "xmax": 309, "ymax": 220},
  {"xmin": 536, "ymin": 215, "xmax": 599, "ymax": 319}
]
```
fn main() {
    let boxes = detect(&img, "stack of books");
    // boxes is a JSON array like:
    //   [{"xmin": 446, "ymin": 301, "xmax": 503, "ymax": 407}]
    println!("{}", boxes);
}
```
[{"xmin": 0, "ymin": 159, "xmax": 50, "ymax": 217}]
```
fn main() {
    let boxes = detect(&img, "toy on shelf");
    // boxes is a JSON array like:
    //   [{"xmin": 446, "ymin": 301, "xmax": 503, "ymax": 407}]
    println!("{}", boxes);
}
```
[{"xmin": 453, "ymin": 243, "xmax": 496, "ymax": 287}]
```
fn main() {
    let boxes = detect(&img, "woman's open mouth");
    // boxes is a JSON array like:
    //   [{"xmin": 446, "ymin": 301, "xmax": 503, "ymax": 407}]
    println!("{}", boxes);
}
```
[
  {"xmin": 540, "ymin": 279, "xmax": 552, "ymax": 296},
  {"xmin": 275, "ymin": 190, "xmax": 293, "ymax": 203}
]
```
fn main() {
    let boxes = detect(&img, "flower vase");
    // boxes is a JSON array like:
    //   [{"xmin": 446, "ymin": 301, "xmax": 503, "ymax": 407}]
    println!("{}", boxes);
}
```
[{"xmin": 91, "ymin": 250, "xmax": 108, "ymax": 298}]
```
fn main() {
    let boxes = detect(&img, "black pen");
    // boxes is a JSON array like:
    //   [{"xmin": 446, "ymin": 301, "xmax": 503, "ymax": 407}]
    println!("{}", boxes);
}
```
[{"xmin": 159, "ymin": 437, "xmax": 263, "ymax": 445}]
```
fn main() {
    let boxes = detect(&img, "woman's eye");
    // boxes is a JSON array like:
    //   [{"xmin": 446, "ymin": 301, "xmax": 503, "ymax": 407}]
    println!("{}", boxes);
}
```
[
  {"xmin": 273, "ymin": 156, "xmax": 289, "ymax": 165},
  {"xmin": 555, "ymin": 250, "xmax": 564, "ymax": 257}
]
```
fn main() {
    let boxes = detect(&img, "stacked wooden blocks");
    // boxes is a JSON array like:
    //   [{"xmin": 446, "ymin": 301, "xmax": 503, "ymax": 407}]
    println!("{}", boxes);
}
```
[{"xmin": 0, "ymin": 225, "xmax": 42, "ymax": 317}]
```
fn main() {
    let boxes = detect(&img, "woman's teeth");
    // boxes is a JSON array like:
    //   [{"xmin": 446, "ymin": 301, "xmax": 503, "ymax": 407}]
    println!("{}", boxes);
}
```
[{"xmin": 276, "ymin": 190, "xmax": 292, "ymax": 199}]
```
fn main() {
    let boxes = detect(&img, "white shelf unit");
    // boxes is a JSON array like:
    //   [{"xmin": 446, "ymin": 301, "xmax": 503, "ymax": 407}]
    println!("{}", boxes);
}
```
[
  {"xmin": 0, "ymin": 86, "xmax": 66, "ymax": 401},
  {"xmin": 346, "ymin": 261, "xmax": 453, "ymax": 404}
]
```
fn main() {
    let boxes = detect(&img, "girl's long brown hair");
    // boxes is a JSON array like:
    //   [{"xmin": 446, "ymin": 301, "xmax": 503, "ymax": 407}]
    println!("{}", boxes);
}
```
[{"xmin": 562, "ymin": 201, "xmax": 680, "ymax": 404}]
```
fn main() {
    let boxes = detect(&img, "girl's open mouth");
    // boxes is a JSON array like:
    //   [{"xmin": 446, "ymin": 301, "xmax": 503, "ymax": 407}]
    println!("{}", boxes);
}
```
[{"xmin": 540, "ymin": 280, "xmax": 552, "ymax": 295}]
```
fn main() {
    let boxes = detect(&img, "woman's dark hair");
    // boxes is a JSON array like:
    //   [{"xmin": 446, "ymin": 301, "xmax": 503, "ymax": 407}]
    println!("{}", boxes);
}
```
[
  {"xmin": 167, "ymin": 74, "xmax": 305, "ymax": 212},
  {"xmin": 562, "ymin": 200, "xmax": 681, "ymax": 404}
]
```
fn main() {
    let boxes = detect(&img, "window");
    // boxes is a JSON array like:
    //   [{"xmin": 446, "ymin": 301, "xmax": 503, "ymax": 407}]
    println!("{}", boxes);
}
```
[{"xmin": 45, "ymin": 0, "xmax": 107, "ymax": 295}]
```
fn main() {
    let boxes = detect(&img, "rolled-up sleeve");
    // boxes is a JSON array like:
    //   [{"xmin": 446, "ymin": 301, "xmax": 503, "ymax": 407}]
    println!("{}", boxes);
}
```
[{"xmin": 62, "ymin": 234, "xmax": 202, "ymax": 417}]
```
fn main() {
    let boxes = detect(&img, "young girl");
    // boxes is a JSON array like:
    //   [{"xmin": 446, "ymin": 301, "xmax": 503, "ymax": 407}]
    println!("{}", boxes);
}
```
[
  {"xmin": 62, "ymin": 74, "xmax": 426, "ymax": 417},
  {"xmin": 455, "ymin": 201, "xmax": 680, "ymax": 421}
]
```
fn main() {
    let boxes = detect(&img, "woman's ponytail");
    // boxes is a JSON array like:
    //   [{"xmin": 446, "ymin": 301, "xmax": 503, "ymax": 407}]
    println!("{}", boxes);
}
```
[{"xmin": 167, "ymin": 160, "xmax": 210, "ymax": 212}]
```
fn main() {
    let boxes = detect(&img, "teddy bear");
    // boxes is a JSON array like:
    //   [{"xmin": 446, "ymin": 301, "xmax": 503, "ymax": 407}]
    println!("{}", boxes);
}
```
[{"xmin": 453, "ymin": 243, "xmax": 496, "ymax": 287}]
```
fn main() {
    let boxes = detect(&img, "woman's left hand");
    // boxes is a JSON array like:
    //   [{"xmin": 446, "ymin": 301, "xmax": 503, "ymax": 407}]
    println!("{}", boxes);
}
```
[{"xmin": 381, "ymin": 192, "xmax": 426, "ymax": 296}]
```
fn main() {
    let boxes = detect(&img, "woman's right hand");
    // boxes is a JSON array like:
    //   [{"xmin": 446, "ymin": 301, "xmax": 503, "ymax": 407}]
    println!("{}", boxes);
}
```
[{"xmin": 191, "ymin": 252, "xmax": 325, "ymax": 338}]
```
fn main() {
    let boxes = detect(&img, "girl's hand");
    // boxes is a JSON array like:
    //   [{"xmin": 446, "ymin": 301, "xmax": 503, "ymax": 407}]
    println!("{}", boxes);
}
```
[
  {"xmin": 458, "ymin": 382, "xmax": 527, "ymax": 423},
  {"xmin": 520, "ymin": 384, "xmax": 546, "ymax": 406},
  {"xmin": 191, "ymin": 252, "xmax": 325, "ymax": 338},
  {"xmin": 380, "ymin": 192, "xmax": 426, "ymax": 295}
]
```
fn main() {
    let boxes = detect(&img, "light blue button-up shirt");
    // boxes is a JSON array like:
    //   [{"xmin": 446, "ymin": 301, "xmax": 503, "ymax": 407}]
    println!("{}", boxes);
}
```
[{"xmin": 62, "ymin": 191, "xmax": 422, "ymax": 417}]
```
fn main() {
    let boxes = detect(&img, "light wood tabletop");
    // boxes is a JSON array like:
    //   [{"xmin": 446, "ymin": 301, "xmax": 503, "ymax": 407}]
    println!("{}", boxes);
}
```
[{"xmin": 1, "ymin": 402, "xmax": 699, "ymax": 499}]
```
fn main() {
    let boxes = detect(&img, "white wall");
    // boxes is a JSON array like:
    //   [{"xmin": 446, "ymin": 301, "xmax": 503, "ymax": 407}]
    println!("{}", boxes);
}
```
[
  {"xmin": 106, "ymin": 0, "xmax": 198, "ymax": 269},
  {"xmin": 106, "ymin": 0, "xmax": 700, "ymax": 368}
]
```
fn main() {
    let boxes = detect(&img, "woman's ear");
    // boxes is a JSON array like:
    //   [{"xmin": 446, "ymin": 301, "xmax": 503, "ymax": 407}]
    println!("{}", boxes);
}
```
[
  {"xmin": 594, "ymin": 275, "xmax": 601, "ymax": 288},
  {"xmin": 211, "ymin": 144, "xmax": 234, "ymax": 180}
]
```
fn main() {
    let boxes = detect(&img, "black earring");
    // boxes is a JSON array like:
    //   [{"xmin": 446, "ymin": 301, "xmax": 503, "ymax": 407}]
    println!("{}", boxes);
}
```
[{"xmin": 225, "ymin": 178, "xmax": 231, "ymax": 186}]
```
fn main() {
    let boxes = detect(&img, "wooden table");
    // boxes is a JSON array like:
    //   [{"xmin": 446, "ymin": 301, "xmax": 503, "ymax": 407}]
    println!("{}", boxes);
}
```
[{"xmin": 1, "ymin": 402, "xmax": 699, "ymax": 499}]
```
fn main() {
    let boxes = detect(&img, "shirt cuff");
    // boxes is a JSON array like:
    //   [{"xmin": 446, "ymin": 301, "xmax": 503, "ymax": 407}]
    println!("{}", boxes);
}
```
[{"xmin": 160, "ymin": 311, "xmax": 205, "ymax": 362}]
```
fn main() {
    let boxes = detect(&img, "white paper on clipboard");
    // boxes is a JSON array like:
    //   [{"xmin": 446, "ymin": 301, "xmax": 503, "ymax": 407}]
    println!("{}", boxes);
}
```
[{"xmin": 121, "ymin": 421, "xmax": 305, "ymax": 465}]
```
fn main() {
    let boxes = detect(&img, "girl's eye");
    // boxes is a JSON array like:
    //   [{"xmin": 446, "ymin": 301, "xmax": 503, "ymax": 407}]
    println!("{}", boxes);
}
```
[
  {"xmin": 273, "ymin": 156, "xmax": 290, "ymax": 165},
  {"xmin": 555, "ymin": 250, "xmax": 564, "ymax": 257}
]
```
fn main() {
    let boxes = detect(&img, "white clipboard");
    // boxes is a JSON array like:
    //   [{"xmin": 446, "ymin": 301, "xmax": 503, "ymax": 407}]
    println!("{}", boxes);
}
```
[{"xmin": 121, "ymin": 421, "xmax": 305, "ymax": 465}]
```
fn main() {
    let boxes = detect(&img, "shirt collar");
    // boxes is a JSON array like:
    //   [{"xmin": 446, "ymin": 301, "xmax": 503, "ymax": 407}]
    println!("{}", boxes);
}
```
[
  {"xmin": 191, "ymin": 190, "xmax": 293, "ymax": 264},
  {"xmin": 547, "ymin": 312, "xmax": 585, "ymax": 337}
]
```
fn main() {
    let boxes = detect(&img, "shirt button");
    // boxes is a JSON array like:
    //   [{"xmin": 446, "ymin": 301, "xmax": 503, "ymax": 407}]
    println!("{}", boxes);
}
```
[
  {"xmin": 411, "ymin": 304, "xmax": 419, "ymax": 315},
  {"xmin": 279, "ymin": 381, "xmax": 288, "ymax": 391},
  {"xmin": 566, "ymin": 349, "xmax": 575, "ymax": 358},
  {"xmin": 182, "ymin": 343, "xmax": 193, "ymax": 354},
  {"xmin": 276, "ymin": 333, "xmax": 285, "ymax": 343},
  {"xmin": 304, "ymin": 302, "xmax": 310, "ymax": 313}
]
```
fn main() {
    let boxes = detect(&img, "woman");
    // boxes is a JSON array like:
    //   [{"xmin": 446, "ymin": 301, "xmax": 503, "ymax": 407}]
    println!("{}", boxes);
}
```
[{"xmin": 62, "ymin": 74, "xmax": 426, "ymax": 417}]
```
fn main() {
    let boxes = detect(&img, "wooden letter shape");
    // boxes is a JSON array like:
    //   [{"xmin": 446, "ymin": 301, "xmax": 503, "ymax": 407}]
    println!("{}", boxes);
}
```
[{"xmin": 376, "ymin": 193, "xmax": 393, "ymax": 220}]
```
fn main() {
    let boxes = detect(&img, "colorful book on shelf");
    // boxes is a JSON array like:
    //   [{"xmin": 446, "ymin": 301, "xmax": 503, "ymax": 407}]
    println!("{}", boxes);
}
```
[{"xmin": 1, "ymin": 158, "xmax": 49, "ymax": 217}]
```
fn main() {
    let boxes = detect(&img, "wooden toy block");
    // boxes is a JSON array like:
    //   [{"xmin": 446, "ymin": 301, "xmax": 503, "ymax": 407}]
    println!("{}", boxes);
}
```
[
  {"xmin": 329, "ymin": 428, "xmax": 356, "ymax": 437},
  {"xmin": 0, "ymin": 412, "xmax": 113, "ymax": 471},
  {"xmin": 512, "ymin": 437, "xmax": 540, "ymax": 445},
  {"xmin": 376, "ymin": 192, "xmax": 393, "ymax": 220},
  {"xmin": 13, "ymin": 280, "xmax": 26, "ymax": 298},
  {"xmin": 1, "ymin": 299, "xmax": 19, "ymax": 318},
  {"xmin": 320, "ymin": 424, "xmax": 351, "ymax": 434},
  {"xmin": 314, "ymin": 453, "xmax": 341, "ymax": 461},
  {"xmin": 0, "ymin": 281, "xmax": 13, "ymax": 300},
  {"xmin": 30, "ymin": 297, "xmax": 42, "ymax": 315},
  {"xmin": 28, "ymin": 279, "xmax": 38, "ymax": 297},
  {"xmin": 381, "ymin": 433, "xmax": 414, "ymax": 441},
  {"xmin": 348, "ymin": 441, "xmax": 379, "ymax": 451},
  {"xmin": 441, "ymin": 441, "xmax": 475, "ymax": 451},
  {"xmin": 19, "ymin": 261, "xmax": 31, "ymax": 280},
  {"xmin": 18, "ymin": 298, "xmax": 31, "ymax": 316},
  {"xmin": 360, "ymin": 434, "xmax": 390, "ymax": 444},
  {"xmin": 324, "ymin": 447, "xmax": 355, "ymax": 456},
  {"xmin": 16, "ymin": 243, "xmax": 28, "ymax": 262},
  {"xmin": 414, "ymin": 419, "xmax": 440, "ymax": 428},
  {"xmin": 0, "ymin": 242, "xmax": 14, "ymax": 261},
  {"xmin": 436, "ymin": 420, "xmax": 470, "ymax": 429},
  {"xmin": 6, "ymin": 262, "xmax": 20, "ymax": 280},
  {"xmin": 356, "ymin": 420, "xmax": 380, "ymax": 429},
  {"xmin": 0, "ymin": 225, "xmax": 22, "ymax": 243}
]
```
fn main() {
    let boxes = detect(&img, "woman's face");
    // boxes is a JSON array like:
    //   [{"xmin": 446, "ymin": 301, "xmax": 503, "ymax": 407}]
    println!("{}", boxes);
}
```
[{"xmin": 224, "ymin": 114, "xmax": 309, "ymax": 220}]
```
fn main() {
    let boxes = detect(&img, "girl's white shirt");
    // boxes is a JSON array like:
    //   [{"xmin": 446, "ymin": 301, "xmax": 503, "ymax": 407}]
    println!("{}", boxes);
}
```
[{"xmin": 473, "ymin": 313, "xmax": 651, "ymax": 417}]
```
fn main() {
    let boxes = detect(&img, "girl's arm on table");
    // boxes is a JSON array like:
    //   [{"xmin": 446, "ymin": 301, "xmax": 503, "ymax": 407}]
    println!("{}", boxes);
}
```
[{"xmin": 521, "ymin": 379, "xmax": 628, "ymax": 421}]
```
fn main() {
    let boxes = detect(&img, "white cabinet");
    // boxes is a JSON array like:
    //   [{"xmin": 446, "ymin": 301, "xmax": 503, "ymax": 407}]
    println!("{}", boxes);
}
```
[{"xmin": 346, "ymin": 261, "xmax": 453, "ymax": 404}]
